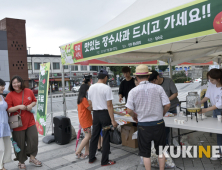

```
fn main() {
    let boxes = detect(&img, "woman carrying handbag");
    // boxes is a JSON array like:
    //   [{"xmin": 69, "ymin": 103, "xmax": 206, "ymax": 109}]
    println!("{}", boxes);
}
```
[
  {"xmin": 0, "ymin": 79, "xmax": 12, "ymax": 170},
  {"xmin": 5, "ymin": 76, "xmax": 41, "ymax": 170}
]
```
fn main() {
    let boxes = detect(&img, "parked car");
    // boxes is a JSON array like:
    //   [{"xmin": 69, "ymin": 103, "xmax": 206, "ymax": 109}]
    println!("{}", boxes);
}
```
[
  {"xmin": 59, "ymin": 87, "xmax": 69, "ymax": 91},
  {"xmin": 2, "ymin": 90, "xmax": 10, "ymax": 97},
  {"xmin": 194, "ymin": 78, "xmax": 202, "ymax": 83},
  {"xmin": 31, "ymin": 87, "xmax": 39, "ymax": 95},
  {"xmin": 71, "ymin": 86, "xmax": 80, "ymax": 93},
  {"xmin": 31, "ymin": 87, "xmax": 50, "ymax": 96}
]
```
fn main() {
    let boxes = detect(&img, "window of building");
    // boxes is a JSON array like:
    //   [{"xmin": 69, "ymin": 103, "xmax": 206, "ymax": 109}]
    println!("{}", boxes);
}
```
[
  {"xmin": 90, "ymin": 66, "xmax": 98, "ymax": 72},
  {"xmin": 81, "ymin": 66, "xmax": 87, "ymax": 71},
  {"xmin": 28, "ymin": 62, "xmax": 32, "ymax": 70},
  {"xmin": 34, "ymin": 63, "xmax": 41, "ymax": 70},
  {"xmin": 53, "ymin": 63, "xmax": 60, "ymax": 70},
  {"xmin": 64, "ymin": 65, "xmax": 68, "ymax": 69},
  {"xmin": 71, "ymin": 65, "xmax": 78, "ymax": 71}
]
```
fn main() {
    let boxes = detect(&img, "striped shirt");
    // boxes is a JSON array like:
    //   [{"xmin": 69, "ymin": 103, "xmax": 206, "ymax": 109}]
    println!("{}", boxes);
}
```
[{"xmin": 126, "ymin": 81, "xmax": 170, "ymax": 122}]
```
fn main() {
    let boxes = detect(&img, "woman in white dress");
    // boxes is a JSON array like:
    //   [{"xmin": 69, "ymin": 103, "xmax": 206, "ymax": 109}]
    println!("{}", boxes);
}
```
[{"xmin": 0, "ymin": 79, "xmax": 12, "ymax": 170}]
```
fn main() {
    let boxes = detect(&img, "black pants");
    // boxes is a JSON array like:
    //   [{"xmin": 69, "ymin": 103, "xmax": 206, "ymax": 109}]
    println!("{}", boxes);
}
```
[
  {"xmin": 138, "ymin": 122, "xmax": 166, "ymax": 158},
  {"xmin": 89, "ymin": 110, "xmax": 111, "ymax": 165}
]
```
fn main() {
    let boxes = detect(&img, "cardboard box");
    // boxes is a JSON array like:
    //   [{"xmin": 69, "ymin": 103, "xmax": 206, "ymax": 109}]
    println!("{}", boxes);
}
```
[{"xmin": 121, "ymin": 123, "xmax": 138, "ymax": 148}]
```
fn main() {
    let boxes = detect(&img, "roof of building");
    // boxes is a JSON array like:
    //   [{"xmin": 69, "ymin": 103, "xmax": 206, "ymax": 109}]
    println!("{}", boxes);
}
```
[{"xmin": 28, "ymin": 54, "xmax": 60, "ymax": 57}]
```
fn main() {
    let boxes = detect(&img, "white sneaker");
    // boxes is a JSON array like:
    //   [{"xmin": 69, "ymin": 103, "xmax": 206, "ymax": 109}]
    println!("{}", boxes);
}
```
[{"xmin": 210, "ymin": 154, "xmax": 222, "ymax": 160}]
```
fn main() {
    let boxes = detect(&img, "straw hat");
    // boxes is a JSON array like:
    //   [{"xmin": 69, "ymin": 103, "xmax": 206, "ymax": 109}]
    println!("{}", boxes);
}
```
[{"xmin": 133, "ymin": 64, "xmax": 152, "ymax": 75}]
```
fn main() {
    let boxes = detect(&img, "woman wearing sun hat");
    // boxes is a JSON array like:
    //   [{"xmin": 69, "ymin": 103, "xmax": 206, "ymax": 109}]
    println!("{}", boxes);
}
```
[{"xmin": 126, "ymin": 64, "xmax": 171, "ymax": 170}]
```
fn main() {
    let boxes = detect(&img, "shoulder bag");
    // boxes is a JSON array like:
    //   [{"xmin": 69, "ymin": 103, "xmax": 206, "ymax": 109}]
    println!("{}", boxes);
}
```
[{"xmin": 8, "ymin": 91, "xmax": 24, "ymax": 129}]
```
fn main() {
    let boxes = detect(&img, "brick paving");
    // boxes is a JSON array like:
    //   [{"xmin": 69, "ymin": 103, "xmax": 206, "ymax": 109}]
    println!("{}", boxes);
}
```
[
  {"xmin": 5, "ymin": 83, "xmax": 222, "ymax": 170},
  {"xmin": 4, "ymin": 110, "xmax": 222, "ymax": 170}
]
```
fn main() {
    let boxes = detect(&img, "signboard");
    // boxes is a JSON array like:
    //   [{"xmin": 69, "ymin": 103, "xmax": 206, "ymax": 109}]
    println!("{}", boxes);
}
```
[
  {"xmin": 60, "ymin": 0, "xmax": 222, "ymax": 64},
  {"xmin": 185, "ymin": 71, "xmax": 188, "ymax": 76},
  {"xmin": 36, "ymin": 62, "xmax": 50, "ymax": 136}
]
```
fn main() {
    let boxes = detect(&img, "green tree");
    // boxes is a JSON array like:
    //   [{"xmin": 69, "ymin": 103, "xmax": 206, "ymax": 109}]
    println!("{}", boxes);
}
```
[
  {"xmin": 158, "ymin": 65, "xmax": 168, "ymax": 72},
  {"xmin": 172, "ymin": 71, "xmax": 190, "ymax": 83},
  {"xmin": 109, "ymin": 66, "xmax": 136, "ymax": 79},
  {"xmin": 172, "ymin": 66, "xmax": 176, "ymax": 70},
  {"xmin": 172, "ymin": 71, "xmax": 186, "ymax": 79},
  {"xmin": 109, "ymin": 66, "xmax": 124, "ymax": 78},
  {"xmin": 130, "ymin": 66, "xmax": 136, "ymax": 74},
  {"xmin": 151, "ymin": 66, "xmax": 156, "ymax": 71}
]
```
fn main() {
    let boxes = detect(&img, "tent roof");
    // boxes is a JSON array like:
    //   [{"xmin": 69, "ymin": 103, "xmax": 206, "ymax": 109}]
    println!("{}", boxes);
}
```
[
  {"xmin": 60, "ymin": 0, "xmax": 222, "ymax": 66},
  {"xmin": 61, "ymin": 0, "xmax": 194, "ymax": 46},
  {"xmin": 75, "ymin": 59, "xmax": 167, "ymax": 66}
]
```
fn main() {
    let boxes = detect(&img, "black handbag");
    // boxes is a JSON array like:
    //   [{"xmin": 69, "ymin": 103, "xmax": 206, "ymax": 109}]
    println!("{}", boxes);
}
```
[{"xmin": 109, "ymin": 128, "xmax": 122, "ymax": 145}]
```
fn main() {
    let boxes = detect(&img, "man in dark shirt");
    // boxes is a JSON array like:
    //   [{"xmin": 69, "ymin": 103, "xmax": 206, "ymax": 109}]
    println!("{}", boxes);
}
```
[
  {"xmin": 149, "ymin": 70, "xmax": 179, "ymax": 145},
  {"xmin": 119, "ymin": 67, "xmax": 135, "ymax": 103}
]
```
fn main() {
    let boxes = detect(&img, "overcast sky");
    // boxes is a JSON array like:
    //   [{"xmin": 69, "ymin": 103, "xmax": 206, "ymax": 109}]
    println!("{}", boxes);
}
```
[{"xmin": 0, "ymin": 0, "xmax": 136, "ymax": 55}]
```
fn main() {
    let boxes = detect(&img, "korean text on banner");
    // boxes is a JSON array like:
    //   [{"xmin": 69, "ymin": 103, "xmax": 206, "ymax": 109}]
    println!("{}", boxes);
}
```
[
  {"xmin": 36, "ymin": 62, "xmax": 50, "ymax": 136},
  {"xmin": 60, "ymin": 0, "xmax": 222, "ymax": 65}
]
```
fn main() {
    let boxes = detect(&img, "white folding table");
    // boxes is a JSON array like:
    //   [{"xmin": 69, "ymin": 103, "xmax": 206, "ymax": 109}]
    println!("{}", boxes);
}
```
[{"xmin": 115, "ymin": 115, "xmax": 222, "ymax": 145}]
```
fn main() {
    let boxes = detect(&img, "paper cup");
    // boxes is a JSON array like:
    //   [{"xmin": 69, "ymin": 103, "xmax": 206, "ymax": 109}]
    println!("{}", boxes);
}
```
[
  {"xmin": 179, "ymin": 111, "xmax": 184, "ymax": 117},
  {"xmin": 177, "ymin": 120, "xmax": 181, "ymax": 125},
  {"xmin": 181, "ymin": 120, "xmax": 185, "ymax": 124},
  {"xmin": 217, "ymin": 115, "xmax": 221, "ymax": 122},
  {"xmin": 174, "ymin": 118, "xmax": 177, "ymax": 123}
]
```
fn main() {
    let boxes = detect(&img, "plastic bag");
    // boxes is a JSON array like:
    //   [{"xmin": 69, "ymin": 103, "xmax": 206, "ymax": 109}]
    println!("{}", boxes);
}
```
[
  {"xmin": 132, "ymin": 131, "xmax": 137, "ymax": 140},
  {"xmin": 140, "ymin": 141, "xmax": 175, "ymax": 169},
  {"xmin": 110, "ymin": 128, "xmax": 122, "ymax": 145}
]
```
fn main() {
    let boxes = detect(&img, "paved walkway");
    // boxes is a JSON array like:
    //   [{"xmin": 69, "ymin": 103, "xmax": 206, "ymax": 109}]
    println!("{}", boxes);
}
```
[
  {"xmin": 5, "ymin": 83, "xmax": 221, "ymax": 170},
  {"xmin": 5, "ymin": 109, "xmax": 222, "ymax": 170}
]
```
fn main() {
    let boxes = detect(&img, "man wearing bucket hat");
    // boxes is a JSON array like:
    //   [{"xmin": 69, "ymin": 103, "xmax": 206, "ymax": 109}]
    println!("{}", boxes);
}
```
[{"xmin": 126, "ymin": 65, "xmax": 171, "ymax": 170}]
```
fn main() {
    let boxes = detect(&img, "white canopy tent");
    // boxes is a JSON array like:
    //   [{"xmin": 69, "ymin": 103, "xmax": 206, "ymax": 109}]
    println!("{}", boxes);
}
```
[
  {"xmin": 60, "ymin": 0, "xmax": 222, "ymax": 66},
  {"xmin": 59, "ymin": 0, "xmax": 222, "ymax": 115}
]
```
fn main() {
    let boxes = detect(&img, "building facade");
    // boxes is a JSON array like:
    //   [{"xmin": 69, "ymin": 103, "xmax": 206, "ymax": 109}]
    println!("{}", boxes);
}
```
[
  {"xmin": 27, "ymin": 54, "xmax": 107, "ymax": 90},
  {"xmin": 0, "ymin": 18, "xmax": 29, "ymax": 88}
]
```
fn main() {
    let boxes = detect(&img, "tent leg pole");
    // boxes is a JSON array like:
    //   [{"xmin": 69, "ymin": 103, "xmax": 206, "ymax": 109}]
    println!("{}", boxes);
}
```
[
  {"xmin": 218, "ymin": 58, "xmax": 222, "ymax": 69},
  {"xmin": 50, "ymin": 66, "xmax": 53, "ymax": 133},
  {"xmin": 168, "ymin": 58, "xmax": 172, "ymax": 79},
  {"xmin": 62, "ymin": 66, "xmax": 66, "ymax": 117}
]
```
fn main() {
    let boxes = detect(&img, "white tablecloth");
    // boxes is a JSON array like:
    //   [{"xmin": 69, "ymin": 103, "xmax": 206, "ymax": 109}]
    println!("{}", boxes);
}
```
[{"xmin": 114, "ymin": 115, "xmax": 222, "ymax": 134}]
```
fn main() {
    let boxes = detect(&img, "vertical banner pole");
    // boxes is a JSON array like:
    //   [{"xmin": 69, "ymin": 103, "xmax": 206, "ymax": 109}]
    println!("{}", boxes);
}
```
[
  {"xmin": 50, "ymin": 65, "xmax": 53, "ymax": 133},
  {"xmin": 36, "ymin": 62, "xmax": 50, "ymax": 136},
  {"xmin": 168, "ymin": 58, "xmax": 172, "ymax": 79}
]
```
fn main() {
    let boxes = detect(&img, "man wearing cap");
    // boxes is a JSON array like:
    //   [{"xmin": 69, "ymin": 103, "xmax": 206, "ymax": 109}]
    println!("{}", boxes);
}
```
[
  {"xmin": 149, "ymin": 70, "xmax": 179, "ymax": 145},
  {"xmin": 88, "ymin": 69, "xmax": 118, "ymax": 166},
  {"xmin": 126, "ymin": 65, "xmax": 171, "ymax": 170}
]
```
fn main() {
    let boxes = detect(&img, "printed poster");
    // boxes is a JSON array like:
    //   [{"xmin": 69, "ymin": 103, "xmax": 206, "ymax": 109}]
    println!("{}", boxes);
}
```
[{"xmin": 36, "ymin": 62, "xmax": 50, "ymax": 136}]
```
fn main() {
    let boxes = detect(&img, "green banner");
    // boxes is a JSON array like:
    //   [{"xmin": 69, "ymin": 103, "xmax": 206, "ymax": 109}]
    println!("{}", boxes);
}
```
[
  {"xmin": 36, "ymin": 62, "xmax": 50, "ymax": 136},
  {"xmin": 60, "ymin": 0, "xmax": 222, "ymax": 65}
]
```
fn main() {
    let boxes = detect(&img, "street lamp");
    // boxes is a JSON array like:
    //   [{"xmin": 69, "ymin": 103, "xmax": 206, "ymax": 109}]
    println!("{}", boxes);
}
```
[{"xmin": 27, "ymin": 47, "xmax": 31, "ymax": 55}]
